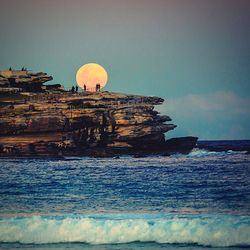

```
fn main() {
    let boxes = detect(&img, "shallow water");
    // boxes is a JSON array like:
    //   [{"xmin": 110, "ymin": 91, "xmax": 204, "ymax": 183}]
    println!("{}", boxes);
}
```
[{"xmin": 0, "ymin": 145, "xmax": 250, "ymax": 249}]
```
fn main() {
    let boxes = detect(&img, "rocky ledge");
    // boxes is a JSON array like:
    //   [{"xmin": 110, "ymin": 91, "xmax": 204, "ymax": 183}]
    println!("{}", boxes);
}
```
[
  {"xmin": 0, "ymin": 91, "xmax": 197, "ymax": 157},
  {"xmin": 0, "ymin": 69, "xmax": 61, "ymax": 92}
]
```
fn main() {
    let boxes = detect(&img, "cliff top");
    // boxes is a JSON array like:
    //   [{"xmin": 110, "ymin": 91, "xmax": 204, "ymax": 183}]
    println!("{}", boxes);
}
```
[
  {"xmin": 0, "ymin": 69, "xmax": 163, "ymax": 105},
  {"xmin": 0, "ymin": 91, "xmax": 165, "ymax": 107},
  {"xmin": 0, "ymin": 69, "xmax": 51, "ymax": 76}
]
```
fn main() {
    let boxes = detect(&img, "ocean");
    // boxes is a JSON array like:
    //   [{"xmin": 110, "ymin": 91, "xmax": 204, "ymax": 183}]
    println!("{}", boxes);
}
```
[{"xmin": 0, "ymin": 141, "xmax": 250, "ymax": 250}]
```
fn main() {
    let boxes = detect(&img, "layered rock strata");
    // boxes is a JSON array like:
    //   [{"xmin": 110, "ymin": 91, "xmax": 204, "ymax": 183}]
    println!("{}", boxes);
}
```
[
  {"xmin": 0, "ymin": 91, "xmax": 182, "ymax": 157},
  {"xmin": 0, "ymin": 70, "xmax": 57, "ymax": 92}
]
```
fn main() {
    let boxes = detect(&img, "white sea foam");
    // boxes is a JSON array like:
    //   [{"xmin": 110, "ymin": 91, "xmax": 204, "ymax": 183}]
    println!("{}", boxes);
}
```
[
  {"xmin": 187, "ymin": 149, "xmax": 223, "ymax": 157},
  {"xmin": 0, "ymin": 214, "xmax": 249, "ymax": 247},
  {"xmin": 186, "ymin": 149, "xmax": 247, "ymax": 157}
]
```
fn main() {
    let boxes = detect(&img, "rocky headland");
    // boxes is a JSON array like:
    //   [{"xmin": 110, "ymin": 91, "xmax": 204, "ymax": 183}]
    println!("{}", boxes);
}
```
[{"xmin": 0, "ymin": 69, "xmax": 198, "ymax": 157}]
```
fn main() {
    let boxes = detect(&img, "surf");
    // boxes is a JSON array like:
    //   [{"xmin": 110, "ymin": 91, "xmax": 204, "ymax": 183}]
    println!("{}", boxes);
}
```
[{"xmin": 0, "ymin": 213, "xmax": 249, "ymax": 247}]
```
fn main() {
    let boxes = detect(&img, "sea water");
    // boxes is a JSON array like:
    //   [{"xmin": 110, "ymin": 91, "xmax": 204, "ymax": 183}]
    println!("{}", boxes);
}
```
[{"xmin": 0, "ymin": 142, "xmax": 250, "ymax": 249}]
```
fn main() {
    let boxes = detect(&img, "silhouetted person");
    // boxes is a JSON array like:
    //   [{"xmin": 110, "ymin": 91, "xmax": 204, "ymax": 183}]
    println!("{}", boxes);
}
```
[
  {"xmin": 84, "ymin": 84, "xmax": 86, "ymax": 92},
  {"xmin": 96, "ymin": 83, "xmax": 100, "ymax": 92},
  {"xmin": 21, "ymin": 67, "xmax": 24, "ymax": 71},
  {"xmin": 71, "ymin": 86, "xmax": 75, "ymax": 93},
  {"xmin": 9, "ymin": 67, "xmax": 12, "ymax": 71},
  {"xmin": 76, "ymin": 85, "xmax": 78, "ymax": 92}
]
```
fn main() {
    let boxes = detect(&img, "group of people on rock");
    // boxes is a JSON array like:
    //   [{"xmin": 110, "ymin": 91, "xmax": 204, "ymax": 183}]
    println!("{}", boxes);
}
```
[
  {"xmin": 8, "ymin": 67, "xmax": 28, "ymax": 71},
  {"xmin": 71, "ymin": 85, "xmax": 79, "ymax": 93},
  {"xmin": 71, "ymin": 83, "xmax": 101, "ymax": 93}
]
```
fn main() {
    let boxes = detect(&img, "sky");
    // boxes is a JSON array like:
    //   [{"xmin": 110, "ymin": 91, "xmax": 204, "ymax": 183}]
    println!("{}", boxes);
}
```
[{"xmin": 1, "ymin": 0, "xmax": 250, "ymax": 140}]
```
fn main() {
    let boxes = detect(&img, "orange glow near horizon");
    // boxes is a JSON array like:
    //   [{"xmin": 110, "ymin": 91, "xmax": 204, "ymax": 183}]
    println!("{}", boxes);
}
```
[{"xmin": 76, "ymin": 63, "xmax": 108, "ymax": 91}]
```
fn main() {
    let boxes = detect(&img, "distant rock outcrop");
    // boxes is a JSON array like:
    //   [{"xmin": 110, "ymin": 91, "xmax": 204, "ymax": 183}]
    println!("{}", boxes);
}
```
[{"xmin": 0, "ymin": 69, "xmax": 57, "ymax": 92}]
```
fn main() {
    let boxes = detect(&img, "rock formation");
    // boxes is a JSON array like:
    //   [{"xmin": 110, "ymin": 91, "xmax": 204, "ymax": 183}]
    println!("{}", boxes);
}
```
[
  {"xmin": 0, "ymin": 69, "xmax": 59, "ymax": 92},
  {"xmin": 0, "ymin": 70, "xmax": 198, "ymax": 157}
]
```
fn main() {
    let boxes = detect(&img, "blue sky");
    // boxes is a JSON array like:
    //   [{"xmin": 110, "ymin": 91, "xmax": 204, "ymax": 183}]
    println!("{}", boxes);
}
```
[{"xmin": 1, "ymin": 0, "xmax": 250, "ymax": 139}]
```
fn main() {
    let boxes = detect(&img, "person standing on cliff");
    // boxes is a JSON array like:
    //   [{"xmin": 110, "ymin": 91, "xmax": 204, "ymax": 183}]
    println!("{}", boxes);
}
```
[
  {"xmin": 76, "ymin": 85, "xmax": 78, "ymax": 93},
  {"xmin": 84, "ymin": 84, "xmax": 86, "ymax": 92},
  {"xmin": 96, "ymin": 84, "xmax": 100, "ymax": 92},
  {"xmin": 71, "ymin": 86, "xmax": 75, "ymax": 93}
]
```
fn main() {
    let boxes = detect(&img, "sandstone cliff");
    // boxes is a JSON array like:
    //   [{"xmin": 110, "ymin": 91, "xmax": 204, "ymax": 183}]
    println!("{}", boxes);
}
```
[
  {"xmin": 0, "ymin": 91, "xmax": 181, "ymax": 157},
  {"xmin": 0, "ymin": 69, "xmax": 198, "ymax": 157},
  {"xmin": 0, "ymin": 70, "xmax": 55, "ymax": 92}
]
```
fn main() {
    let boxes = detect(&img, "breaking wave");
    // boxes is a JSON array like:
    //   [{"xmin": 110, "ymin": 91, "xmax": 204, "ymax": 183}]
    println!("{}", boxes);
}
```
[
  {"xmin": 0, "ymin": 213, "xmax": 249, "ymax": 247},
  {"xmin": 187, "ymin": 149, "xmax": 247, "ymax": 157}
]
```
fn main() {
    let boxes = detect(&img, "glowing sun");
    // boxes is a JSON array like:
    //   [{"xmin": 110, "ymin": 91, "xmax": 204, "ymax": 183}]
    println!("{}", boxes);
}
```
[{"xmin": 76, "ymin": 63, "xmax": 108, "ymax": 91}]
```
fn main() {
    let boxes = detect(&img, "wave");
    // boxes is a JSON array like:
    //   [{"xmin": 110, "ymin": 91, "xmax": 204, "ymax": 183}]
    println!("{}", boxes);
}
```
[
  {"xmin": 186, "ymin": 149, "xmax": 247, "ymax": 157},
  {"xmin": 0, "ymin": 213, "xmax": 249, "ymax": 247}
]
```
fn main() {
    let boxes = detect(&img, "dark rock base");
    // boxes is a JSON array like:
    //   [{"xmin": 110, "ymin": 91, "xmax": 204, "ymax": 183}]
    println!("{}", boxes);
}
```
[{"xmin": 0, "ymin": 136, "xmax": 198, "ymax": 158}]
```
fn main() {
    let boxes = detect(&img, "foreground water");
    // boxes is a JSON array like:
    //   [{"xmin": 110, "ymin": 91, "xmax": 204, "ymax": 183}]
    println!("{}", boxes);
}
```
[{"xmin": 0, "ymin": 144, "xmax": 250, "ymax": 249}]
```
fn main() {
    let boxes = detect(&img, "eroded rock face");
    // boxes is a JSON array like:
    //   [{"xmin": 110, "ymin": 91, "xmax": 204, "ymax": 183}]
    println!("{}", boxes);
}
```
[
  {"xmin": 0, "ymin": 91, "xmax": 178, "ymax": 156},
  {"xmin": 0, "ymin": 70, "xmax": 53, "ymax": 92}
]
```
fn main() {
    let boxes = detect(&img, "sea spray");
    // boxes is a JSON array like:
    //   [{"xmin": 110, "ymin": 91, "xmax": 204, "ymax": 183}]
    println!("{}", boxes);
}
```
[
  {"xmin": 0, "ymin": 214, "xmax": 249, "ymax": 247},
  {"xmin": 186, "ymin": 149, "xmax": 247, "ymax": 157}
]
